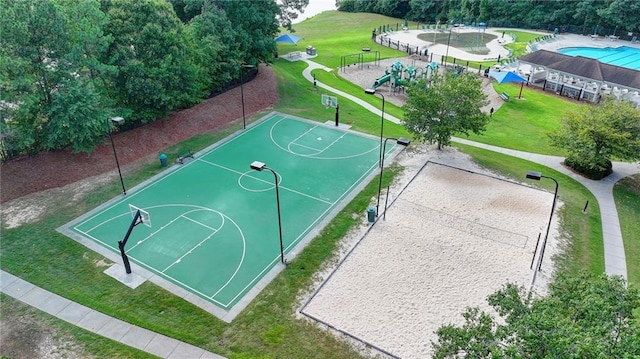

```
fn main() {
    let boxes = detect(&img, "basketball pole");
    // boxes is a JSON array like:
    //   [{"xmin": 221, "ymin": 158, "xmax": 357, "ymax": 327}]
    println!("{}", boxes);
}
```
[
  {"xmin": 118, "ymin": 210, "xmax": 143, "ymax": 274},
  {"xmin": 335, "ymin": 104, "xmax": 339, "ymax": 126}
]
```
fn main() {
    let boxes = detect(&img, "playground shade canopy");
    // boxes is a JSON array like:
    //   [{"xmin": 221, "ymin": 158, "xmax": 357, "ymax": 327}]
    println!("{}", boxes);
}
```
[
  {"xmin": 489, "ymin": 71, "xmax": 528, "ymax": 99},
  {"xmin": 488, "ymin": 71, "xmax": 527, "ymax": 84},
  {"xmin": 275, "ymin": 33, "xmax": 302, "ymax": 45}
]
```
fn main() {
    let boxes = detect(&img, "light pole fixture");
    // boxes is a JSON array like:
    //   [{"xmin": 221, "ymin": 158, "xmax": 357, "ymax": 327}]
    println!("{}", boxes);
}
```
[
  {"xmin": 445, "ymin": 27, "xmax": 452, "ymax": 65},
  {"xmin": 526, "ymin": 170, "xmax": 559, "ymax": 271},
  {"xmin": 240, "ymin": 64, "xmax": 255, "ymax": 130},
  {"xmin": 377, "ymin": 137, "xmax": 411, "ymax": 216},
  {"xmin": 364, "ymin": 88, "xmax": 385, "ymax": 167},
  {"xmin": 108, "ymin": 116, "xmax": 126, "ymax": 196},
  {"xmin": 250, "ymin": 161, "xmax": 285, "ymax": 264}
]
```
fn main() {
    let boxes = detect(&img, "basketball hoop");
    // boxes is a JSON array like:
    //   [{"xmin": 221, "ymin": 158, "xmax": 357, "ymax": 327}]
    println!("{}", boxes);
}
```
[{"xmin": 324, "ymin": 101, "xmax": 331, "ymax": 110}]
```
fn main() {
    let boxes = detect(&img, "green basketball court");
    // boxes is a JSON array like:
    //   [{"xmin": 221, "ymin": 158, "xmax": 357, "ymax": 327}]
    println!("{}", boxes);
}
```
[{"xmin": 61, "ymin": 112, "xmax": 402, "ymax": 318}]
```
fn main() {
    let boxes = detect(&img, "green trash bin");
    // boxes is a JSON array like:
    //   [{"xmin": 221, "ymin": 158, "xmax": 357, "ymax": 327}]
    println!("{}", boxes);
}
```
[
  {"xmin": 367, "ymin": 207, "xmax": 376, "ymax": 223},
  {"xmin": 159, "ymin": 153, "xmax": 168, "ymax": 167}
]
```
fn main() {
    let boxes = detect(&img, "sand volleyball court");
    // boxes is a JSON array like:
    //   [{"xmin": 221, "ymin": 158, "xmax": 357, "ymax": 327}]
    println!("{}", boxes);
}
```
[{"xmin": 301, "ymin": 160, "xmax": 556, "ymax": 358}]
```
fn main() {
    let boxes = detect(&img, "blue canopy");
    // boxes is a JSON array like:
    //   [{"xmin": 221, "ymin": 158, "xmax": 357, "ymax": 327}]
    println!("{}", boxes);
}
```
[
  {"xmin": 488, "ymin": 71, "xmax": 527, "ymax": 84},
  {"xmin": 275, "ymin": 33, "xmax": 302, "ymax": 45},
  {"xmin": 488, "ymin": 71, "xmax": 527, "ymax": 99}
]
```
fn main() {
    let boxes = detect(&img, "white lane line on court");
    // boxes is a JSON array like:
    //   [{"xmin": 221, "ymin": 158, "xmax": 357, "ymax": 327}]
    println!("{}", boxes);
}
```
[
  {"xmin": 162, "ymin": 231, "xmax": 218, "ymax": 273},
  {"xmin": 181, "ymin": 215, "xmax": 221, "ymax": 232},
  {"xmin": 290, "ymin": 142, "xmax": 322, "ymax": 151},
  {"xmin": 312, "ymin": 131, "xmax": 348, "ymax": 155},
  {"xmin": 290, "ymin": 123, "xmax": 319, "ymax": 143},
  {"xmin": 197, "ymin": 158, "xmax": 334, "ymax": 205}
]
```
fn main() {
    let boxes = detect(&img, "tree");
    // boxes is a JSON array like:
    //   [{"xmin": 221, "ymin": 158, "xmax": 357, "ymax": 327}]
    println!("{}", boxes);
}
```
[
  {"xmin": 0, "ymin": 0, "xmax": 115, "ymax": 154},
  {"xmin": 214, "ymin": 0, "xmax": 280, "ymax": 64},
  {"xmin": 550, "ymin": 98, "xmax": 640, "ymax": 179},
  {"xmin": 402, "ymin": 71, "xmax": 489, "ymax": 150},
  {"xmin": 187, "ymin": 5, "xmax": 237, "ymax": 92},
  {"xmin": 277, "ymin": 0, "xmax": 310, "ymax": 31},
  {"xmin": 598, "ymin": 0, "xmax": 640, "ymax": 33},
  {"xmin": 101, "ymin": 0, "xmax": 205, "ymax": 123},
  {"xmin": 432, "ymin": 272, "xmax": 640, "ymax": 358}
]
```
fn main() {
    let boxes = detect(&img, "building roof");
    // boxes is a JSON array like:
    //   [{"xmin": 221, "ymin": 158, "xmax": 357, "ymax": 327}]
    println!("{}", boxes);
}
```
[{"xmin": 519, "ymin": 50, "xmax": 640, "ymax": 89}]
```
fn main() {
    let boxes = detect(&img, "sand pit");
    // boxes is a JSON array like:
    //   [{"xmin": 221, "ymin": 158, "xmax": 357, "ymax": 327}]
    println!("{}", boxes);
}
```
[{"xmin": 300, "ymin": 149, "xmax": 559, "ymax": 359}]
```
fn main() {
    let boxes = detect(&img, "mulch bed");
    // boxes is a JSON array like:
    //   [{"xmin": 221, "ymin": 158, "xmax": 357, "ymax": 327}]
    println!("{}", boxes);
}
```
[{"xmin": 0, "ymin": 65, "xmax": 279, "ymax": 203}]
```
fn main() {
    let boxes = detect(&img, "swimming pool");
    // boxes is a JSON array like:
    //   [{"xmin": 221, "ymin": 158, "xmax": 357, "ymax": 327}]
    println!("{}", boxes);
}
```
[{"xmin": 557, "ymin": 46, "xmax": 640, "ymax": 71}]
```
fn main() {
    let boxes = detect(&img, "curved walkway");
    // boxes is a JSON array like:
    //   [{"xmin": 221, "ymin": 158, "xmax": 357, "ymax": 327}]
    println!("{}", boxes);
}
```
[
  {"xmin": 0, "ymin": 270, "xmax": 226, "ymax": 359},
  {"xmin": 303, "ymin": 58, "xmax": 638, "ymax": 280}
]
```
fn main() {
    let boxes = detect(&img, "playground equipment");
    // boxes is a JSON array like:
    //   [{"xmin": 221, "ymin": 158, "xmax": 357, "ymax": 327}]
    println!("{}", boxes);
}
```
[
  {"xmin": 340, "ymin": 50, "xmax": 380, "ymax": 72},
  {"xmin": 371, "ymin": 61, "xmax": 439, "ymax": 92}
]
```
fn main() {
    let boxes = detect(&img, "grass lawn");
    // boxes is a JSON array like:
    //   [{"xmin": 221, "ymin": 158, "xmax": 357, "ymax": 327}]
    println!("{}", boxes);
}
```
[
  {"xmin": 2, "ymin": 10, "xmax": 635, "ymax": 358},
  {"xmin": 613, "ymin": 174, "xmax": 640, "ymax": 288},
  {"xmin": 465, "ymin": 82, "xmax": 578, "ymax": 155},
  {"xmin": 277, "ymin": 11, "xmax": 407, "ymax": 69}
]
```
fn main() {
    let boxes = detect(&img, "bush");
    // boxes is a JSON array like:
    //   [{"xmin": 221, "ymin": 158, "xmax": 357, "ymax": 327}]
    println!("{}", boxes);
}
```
[{"xmin": 564, "ymin": 156, "xmax": 612, "ymax": 180}]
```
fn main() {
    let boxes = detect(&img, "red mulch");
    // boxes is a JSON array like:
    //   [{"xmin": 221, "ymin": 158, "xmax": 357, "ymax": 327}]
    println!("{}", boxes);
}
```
[{"xmin": 0, "ymin": 65, "xmax": 279, "ymax": 203}]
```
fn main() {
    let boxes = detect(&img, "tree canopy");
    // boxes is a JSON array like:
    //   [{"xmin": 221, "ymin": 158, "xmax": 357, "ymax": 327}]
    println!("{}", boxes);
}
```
[
  {"xmin": 550, "ymin": 98, "xmax": 640, "ymax": 179},
  {"xmin": 337, "ymin": 0, "xmax": 640, "ymax": 34},
  {"xmin": 432, "ymin": 272, "xmax": 640, "ymax": 358},
  {"xmin": 402, "ymin": 71, "xmax": 489, "ymax": 149},
  {"xmin": 0, "ymin": 0, "xmax": 293, "ymax": 156}
]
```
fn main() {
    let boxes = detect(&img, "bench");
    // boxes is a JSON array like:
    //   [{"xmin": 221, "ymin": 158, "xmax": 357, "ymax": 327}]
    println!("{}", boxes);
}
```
[
  {"xmin": 177, "ymin": 149, "xmax": 194, "ymax": 164},
  {"xmin": 500, "ymin": 92, "xmax": 510, "ymax": 101},
  {"xmin": 288, "ymin": 51, "xmax": 302, "ymax": 58}
]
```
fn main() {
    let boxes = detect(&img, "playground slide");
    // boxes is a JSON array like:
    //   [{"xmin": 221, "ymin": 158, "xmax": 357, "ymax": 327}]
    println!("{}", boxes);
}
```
[{"xmin": 372, "ymin": 73, "xmax": 391, "ymax": 88}]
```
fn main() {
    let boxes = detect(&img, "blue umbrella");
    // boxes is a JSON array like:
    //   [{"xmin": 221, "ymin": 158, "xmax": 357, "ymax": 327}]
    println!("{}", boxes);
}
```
[
  {"xmin": 488, "ymin": 71, "xmax": 527, "ymax": 99},
  {"xmin": 275, "ymin": 33, "xmax": 302, "ymax": 45}
]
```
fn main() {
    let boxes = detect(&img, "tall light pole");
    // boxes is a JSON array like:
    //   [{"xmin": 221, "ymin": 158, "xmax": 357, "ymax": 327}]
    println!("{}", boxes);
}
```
[
  {"xmin": 377, "ymin": 138, "xmax": 410, "ymax": 216},
  {"xmin": 445, "ymin": 27, "xmax": 452, "ymax": 65},
  {"xmin": 240, "ymin": 64, "xmax": 255, "ymax": 129},
  {"xmin": 364, "ymin": 88, "xmax": 385, "ymax": 167},
  {"xmin": 526, "ymin": 170, "xmax": 559, "ymax": 271},
  {"xmin": 107, "ymin": 117, "xmax": 126, "ymax": 196},
  {"xmin": 250, "ymin": 161, "xmax": 285, "ymax": 264}
]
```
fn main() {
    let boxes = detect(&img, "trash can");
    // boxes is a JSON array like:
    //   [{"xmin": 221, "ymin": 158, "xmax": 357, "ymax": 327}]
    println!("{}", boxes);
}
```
[
  {"xmin": 306, "ymin": 45, "xmax": 313, "ymax": 55},
  {"xmin": 309, "ymin": 47, "xmax": 317, "ymax": 56},
  {"xmin": 366, "ymin": 207, "xmax": 376, "ymax": 223},
  {"xmin": 159, "ymin": 153, "xmax": 168, "ymax": 167}
]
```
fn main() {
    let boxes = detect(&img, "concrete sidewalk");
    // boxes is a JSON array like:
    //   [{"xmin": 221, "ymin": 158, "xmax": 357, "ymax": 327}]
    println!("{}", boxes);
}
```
[
  {"xmin": 302, "ymin": 58, "xmax": 638, "ymax": 280},
  {"xmin": 0, "ymin": 270, "xmax": 226, "ymax": 359}
]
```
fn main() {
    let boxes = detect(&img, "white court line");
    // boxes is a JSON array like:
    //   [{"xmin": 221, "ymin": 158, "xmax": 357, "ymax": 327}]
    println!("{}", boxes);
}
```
[
  {"xmin": 161, "ymin": 214, "xmax": 225, "ymax": 272},
  {"xmin": 126, "ymin": 213, "xmax": 192, "ymax": 252},
  {"xmin": 269, "ymin": 117, "xmax": 378, "ymax": 160},
  {"xmin": 181, "ymin": 215, "xmax": 221, "ymax": 232},
  {"xmin": 163, "ymin": 231, "xmax": 217, "ymax": 272},
  {"xmin": 197, "ymin": 158, "xmax": 334, "ymax": 205},
  {"xmin": 72, "ymin": 113, "xmax": 286, "ymax": 231},
  {"xmin": 71, "ymin": 113, "xmax": 380, "ymax": 310},
  {"xmin": 134, "ymin": 204, "xmax": 248, "ymax": 308},
  {"xmin": 282, "ymin": 158, "xmax": 380, "ymax": 255},
  {"xmin": 224, "ymin": 156, "xmax": 381, "ymax": 307},
  {"xmin": 290, "ymin": 142, "xmax": 323, "ymax": 151},
  {"xmin": 289, "ymin": 131, "xmax": 349, "ymax": 156}
]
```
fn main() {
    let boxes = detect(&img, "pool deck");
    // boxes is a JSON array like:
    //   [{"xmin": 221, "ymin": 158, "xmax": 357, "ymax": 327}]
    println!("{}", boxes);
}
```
[{"xmin": 382, "ymin": 28, "xmax": 640, "ymax": 64}]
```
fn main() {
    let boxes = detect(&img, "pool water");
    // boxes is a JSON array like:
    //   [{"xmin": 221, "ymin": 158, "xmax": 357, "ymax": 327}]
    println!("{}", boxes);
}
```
[{"xmin": 557, "ymin": 46, "xmax": 640, "ymax": 71}]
